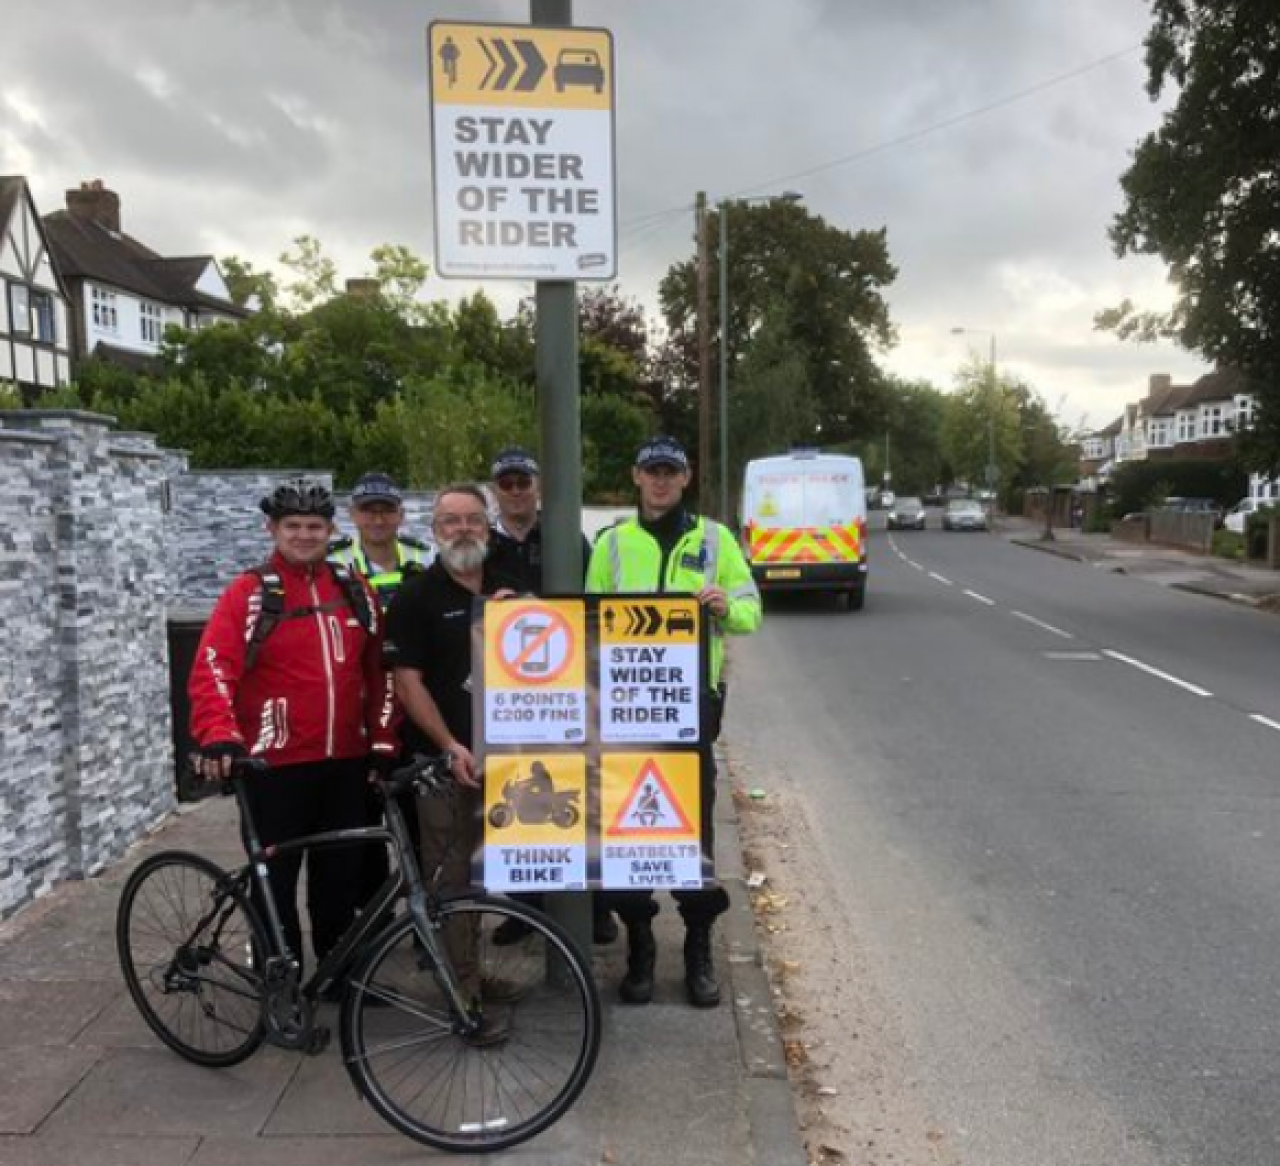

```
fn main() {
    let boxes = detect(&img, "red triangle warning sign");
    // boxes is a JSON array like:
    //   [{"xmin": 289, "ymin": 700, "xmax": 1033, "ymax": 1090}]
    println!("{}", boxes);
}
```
[{"xmin": 606, "ymin": 758, "xmax": 695, "ymax": 838}]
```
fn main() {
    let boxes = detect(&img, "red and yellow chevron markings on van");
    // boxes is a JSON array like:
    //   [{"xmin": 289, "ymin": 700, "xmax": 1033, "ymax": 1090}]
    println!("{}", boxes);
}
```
[{"xmin": 745, "ymin": 521, "xmax": 865, "ymax": 564}]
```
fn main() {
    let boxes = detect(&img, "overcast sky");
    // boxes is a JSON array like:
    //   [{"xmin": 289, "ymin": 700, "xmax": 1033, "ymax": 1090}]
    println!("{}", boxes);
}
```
[{"xmin": 1, "ymin": 0, "xmax": 1208, "ymax": 432}]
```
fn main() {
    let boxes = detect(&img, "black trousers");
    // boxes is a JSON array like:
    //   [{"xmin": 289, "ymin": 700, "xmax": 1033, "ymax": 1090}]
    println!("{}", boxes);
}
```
[
  {"xmin": 242, "ymin": 757, "xmax": 368, "ymax": 966},
  {"xmin": 604, "ymin": 742, "xmax": 729, "ymax": 928}
]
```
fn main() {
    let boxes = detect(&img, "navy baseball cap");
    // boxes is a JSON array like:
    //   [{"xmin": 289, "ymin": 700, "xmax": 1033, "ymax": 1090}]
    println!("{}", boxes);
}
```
[
  {"xmin": 490, "ymin": 447, "xmax": 540, "ymax": 478},
  {"xmin": 635, "ymin": 435, "xmax": 689, "ymax": 472},
  {"xmin": 351, "ymin": 472, "xmax": 403, "ymax": 506}
]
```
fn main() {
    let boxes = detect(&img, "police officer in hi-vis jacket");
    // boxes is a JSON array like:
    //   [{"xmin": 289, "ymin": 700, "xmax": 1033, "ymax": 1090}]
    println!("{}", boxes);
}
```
[{"xmin": 587, "ymin": 435, "xmax": 761, "ymax": 1007}]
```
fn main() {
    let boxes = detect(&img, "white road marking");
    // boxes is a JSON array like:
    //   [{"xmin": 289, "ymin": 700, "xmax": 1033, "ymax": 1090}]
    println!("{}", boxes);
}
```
[
  {"xmin": 1249, "ymin": 714, "xmax": 1280, "ymax": 733},
  {"xmin": 929, "ymin": 572, "xmax": 953, "ymax": 586},
  {"xmin": 1043, "ymin": 650, "xmax": 1103, "ymax": 661},
  {"xmin": 1102, "ymin": 650, "xmax": 1213, "ymax": 697},
  {"xmin": 963, "ymin": 589, "xmax": 995, "ymax": 606},
  {"xmin": 1011, "ymin": 610, "xmax": 1074, "ymax": 640},
  {"xmin": 910, "ymin": 562, "xmax": 924, "ymax": 571}
]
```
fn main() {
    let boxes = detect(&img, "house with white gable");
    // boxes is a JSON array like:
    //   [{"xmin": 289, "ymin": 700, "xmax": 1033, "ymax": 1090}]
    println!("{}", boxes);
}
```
[
  {"xmin": 0, "ymin": 177, "xmax": 73, "ymax": 395},
  {"xmin": 42, "ymin": 180, "xmax": 245, "ymax": 370}
]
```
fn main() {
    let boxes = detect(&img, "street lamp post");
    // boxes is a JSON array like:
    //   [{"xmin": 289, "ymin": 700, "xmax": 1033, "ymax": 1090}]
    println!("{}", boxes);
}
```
[
  {"xmin": 716, "ymin": 191, "xmax": 803, "ymax": 522},
  {"xmin": 950, "ymin": 326, "xmax": 998, "ymax": 504}
]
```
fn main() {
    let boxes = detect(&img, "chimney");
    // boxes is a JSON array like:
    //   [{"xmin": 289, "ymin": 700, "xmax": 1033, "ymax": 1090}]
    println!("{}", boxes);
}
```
[
  {"xmin": 345, "ymin": 278, "xmax": 381, "ymax": 299},
  {"xmin": 1147, "ymin": 373, "xmax": 1172, "ymax": 397},
  {"xmin": 65, "ymin": 180, "xmax": 121, "ymax": 233}
]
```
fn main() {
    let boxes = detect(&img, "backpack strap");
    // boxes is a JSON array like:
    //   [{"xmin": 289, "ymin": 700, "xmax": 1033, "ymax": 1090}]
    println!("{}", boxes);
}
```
[
  {"xmin": 328, "ymin": 561, "xmax": 377, "ymax": 637},
  {"xmin": 243, "ymin": 562, "xmax": 376, "ymax": 671},
  {"xmin": 245, "ymin": 564, "xmax": 286, "ymax": 670}
]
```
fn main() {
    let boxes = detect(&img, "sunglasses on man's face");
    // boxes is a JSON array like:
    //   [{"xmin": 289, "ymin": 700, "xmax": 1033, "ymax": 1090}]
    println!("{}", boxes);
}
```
[{"xmin": 495, "ymin": 475, "xmax": 534, "ymax": 492}]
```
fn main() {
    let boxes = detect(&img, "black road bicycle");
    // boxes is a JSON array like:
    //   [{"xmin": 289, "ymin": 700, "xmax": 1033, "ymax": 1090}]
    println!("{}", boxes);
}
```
[{"xmin": 115, "ymin": 755, "xmax": 601, "ymax": 1153}]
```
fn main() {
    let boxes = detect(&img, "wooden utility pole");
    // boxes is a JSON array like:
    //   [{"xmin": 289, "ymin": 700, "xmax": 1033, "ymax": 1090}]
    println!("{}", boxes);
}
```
[{"xmin": 695, "ymin": 190, "xmax": 712, "ymax": 511}]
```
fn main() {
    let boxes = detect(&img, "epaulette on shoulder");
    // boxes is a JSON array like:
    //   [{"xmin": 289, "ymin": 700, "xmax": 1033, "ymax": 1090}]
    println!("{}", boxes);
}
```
[
  {"xmin": 399, "ymin": 535, "xmax": 428, "ymax": 549},
  {"xmin": 328, "ymin": 536, "xmax": 354, "ymax": 552},
  {"xmin": 591, "ymin": 517, "xmax": 628, "ymax": 545}
]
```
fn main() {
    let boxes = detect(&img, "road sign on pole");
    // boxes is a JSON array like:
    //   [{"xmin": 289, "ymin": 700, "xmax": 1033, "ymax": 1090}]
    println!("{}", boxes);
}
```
[{"xmin": 428, "ymin": 21, "xmax": 616, "ymax": 280}]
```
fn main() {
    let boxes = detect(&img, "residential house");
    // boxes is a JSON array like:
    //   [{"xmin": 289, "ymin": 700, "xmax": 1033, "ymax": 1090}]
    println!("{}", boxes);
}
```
[
  {"xmin": 0, "ymin": 177, "xmax": 73, "ymax": 395},
  {"xmin": 1080, "ymin": 370, "xmax": 1254, "ymax": 485},
  {"xmin": 42, "ymin": 180, "xmax": 246, "ymax": 371}
]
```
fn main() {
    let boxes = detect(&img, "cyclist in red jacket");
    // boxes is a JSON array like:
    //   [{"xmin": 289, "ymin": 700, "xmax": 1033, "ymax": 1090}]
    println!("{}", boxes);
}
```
[{"xmin": 189, "ymin": 478, "xmax": 398, "ymax": 974}]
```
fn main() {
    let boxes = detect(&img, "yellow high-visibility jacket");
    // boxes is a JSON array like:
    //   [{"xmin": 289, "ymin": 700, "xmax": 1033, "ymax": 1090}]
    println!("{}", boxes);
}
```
[{"xmin": 587, "ymin": 512, "xmax": 761, "ymax": 688}]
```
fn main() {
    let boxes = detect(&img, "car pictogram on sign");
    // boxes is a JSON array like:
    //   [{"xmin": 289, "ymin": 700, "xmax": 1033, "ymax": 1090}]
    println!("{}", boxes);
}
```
[
  {"xmin": 665, "ymin": 609, "xmax": 696, "ymax": 635},
  {"xmin": 554, "ymin": 47, "xmax": 605, "ymax": 93}
]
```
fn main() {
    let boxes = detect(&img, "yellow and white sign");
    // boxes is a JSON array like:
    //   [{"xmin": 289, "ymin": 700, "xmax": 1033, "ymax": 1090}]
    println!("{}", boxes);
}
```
[
  {"xmin": 598, "ymin": 598, "xmax": 700, "ymax": 744},
  {"xmin": 428, "ymin": 21, "xmax": 616, "ymax": 280},
  {"xmin": 483, "ymin": 599, "xmax": 587, "ymax": 745},
  {"xmin": 482, "ymin": 754, "xmax": 587, "ymax": 892},
  {"xmin": 600, "ymin": 753, "xmax": 702, "ymax": 888}
]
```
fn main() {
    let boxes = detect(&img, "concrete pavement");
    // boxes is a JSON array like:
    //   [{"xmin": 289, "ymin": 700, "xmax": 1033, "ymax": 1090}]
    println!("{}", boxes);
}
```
[
  {"xmin": 1000, "ymin": 515, "xmax": 1280, "ymax": 610},
  {"xmin": 0, "ymin": 761, "xmax": 807, "ymax": 1166}
]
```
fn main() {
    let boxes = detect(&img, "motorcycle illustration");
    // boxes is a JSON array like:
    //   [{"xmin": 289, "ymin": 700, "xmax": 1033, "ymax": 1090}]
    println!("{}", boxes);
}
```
[{"xmin": 488, "ymin": 761, "xmax": 581, "ymax": 829}]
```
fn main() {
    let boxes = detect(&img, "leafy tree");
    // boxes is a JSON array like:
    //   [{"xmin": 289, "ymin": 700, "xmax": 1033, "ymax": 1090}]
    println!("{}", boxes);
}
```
[
  {"xmin": 659, "ymin": 200, "xmax": 897, "ymax": 447},
  {"xmin": 582, "ymin": 392, "xmax": 654, "ymax": 501},
  {"xmin": 1108, "ymin": 0, "xmax": 1280, "ymax": 469},
  {"xmin": 939, "ymin": 358, "xmax": 1026, "ymax": 500},
  {"xmin": 367, "ymin": 243, "xmax": 431, "ymax": 320},
  {"xmin": 220, "ymin": 255, "xmax": 279, "ymax": 310},
  {"xmin": 729, "ymin": 304, "xmax": 817, "ymax": 487},
  {"xmin": 856, "ymin": 376, "xmax": 949, "ymax": 495},
  {"xmin": 280, "ymin": 234, "xmax": 339, "ymax": 310},
  {"xmin": 1109, "ymin": 457, "xmax": 1246, "ymax": 518}
]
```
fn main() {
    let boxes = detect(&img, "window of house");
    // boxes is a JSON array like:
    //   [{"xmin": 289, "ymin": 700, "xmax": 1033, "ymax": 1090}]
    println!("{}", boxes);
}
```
[
  {"xmin": 1147, "ymin": 419, "xmax": 1171, "ymax": 447},
  {"xmin": 1236, "ymin": 396, "xmax": 1255, "ymax": 430},
  {"xmin": 8, "ymin": 283, "xmax": 31, "ymax": 335},
  {"xmin": 140, "ymin": 301, "xmax": 164, "ymax": 346},
  {"xmin": 1202, "ymin": 404, "xmax": 1226, "ymax": 436},
  {"xmin": 91, "ymin": 286, "xmax": 118, "ymax": 333},
  {"xmin": 31, "ymin": 291, "xmax": 56, "ymax": 344},
  {"xmin": 1176, "ymin": 412, "xmax": 1196, "ymax": 441}
]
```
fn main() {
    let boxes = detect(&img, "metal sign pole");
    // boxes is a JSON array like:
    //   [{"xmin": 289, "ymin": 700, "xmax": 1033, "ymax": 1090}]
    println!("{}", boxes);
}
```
[{"xmin": 530, "ymin": 0, "xmax": 590, "ymax": 956}]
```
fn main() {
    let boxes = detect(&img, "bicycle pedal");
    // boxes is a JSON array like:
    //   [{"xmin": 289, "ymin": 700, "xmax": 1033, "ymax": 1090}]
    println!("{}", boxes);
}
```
[{"xmin": 305, "ymin": 1025, "xmax": 331, "ymax": 1055}]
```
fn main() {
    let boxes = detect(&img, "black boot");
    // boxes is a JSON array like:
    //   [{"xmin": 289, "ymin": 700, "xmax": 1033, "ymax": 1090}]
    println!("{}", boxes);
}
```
[
  {"xmin": 683, "ymin": 923, "xmax": 720, "ymax": 1008},
  {"xmin": 619, "ymin": 918, "xmax": 656, "ymax": 1004}
]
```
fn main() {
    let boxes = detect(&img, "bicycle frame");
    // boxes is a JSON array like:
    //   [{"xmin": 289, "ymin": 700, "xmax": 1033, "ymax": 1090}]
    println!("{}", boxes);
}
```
[{"xmin": 226, "ymin": 767, "xmax": 477, "ymax": 1028}]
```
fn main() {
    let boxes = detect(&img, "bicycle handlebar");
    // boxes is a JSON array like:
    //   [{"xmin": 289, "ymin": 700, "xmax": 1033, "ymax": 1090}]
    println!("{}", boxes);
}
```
[{"xmin": 205, "ymin": 753, "xmax": 452, "ymax": 798}]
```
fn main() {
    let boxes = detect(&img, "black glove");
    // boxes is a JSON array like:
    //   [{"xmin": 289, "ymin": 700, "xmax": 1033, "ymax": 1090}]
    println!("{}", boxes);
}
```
[
  {"xmin": 198, "ymin": 741, "xmax": 247, "ymax": 780},
  {"xmin": 368, "ymin": 751, "xmax": 400, "ymax": 779}
]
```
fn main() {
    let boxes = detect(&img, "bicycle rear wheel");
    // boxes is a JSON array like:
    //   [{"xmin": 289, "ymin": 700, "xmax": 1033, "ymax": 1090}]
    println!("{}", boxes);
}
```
[
  {"xmin": 340, "ymin": 896, "xmax": 601, "ymax": 1153},
  {"xmin": 116, "ymin": 850, "xmax": 267, "ymax": 1067}
]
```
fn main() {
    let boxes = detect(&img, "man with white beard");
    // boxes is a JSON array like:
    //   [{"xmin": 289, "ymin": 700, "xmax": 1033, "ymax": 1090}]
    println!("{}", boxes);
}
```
[{"xmin": 384, "ymin": 484, "xmax": 520, "ymax": 909}]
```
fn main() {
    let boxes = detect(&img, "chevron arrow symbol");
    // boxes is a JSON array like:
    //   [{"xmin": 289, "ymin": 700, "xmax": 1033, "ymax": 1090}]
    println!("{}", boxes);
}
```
[
  {"xmin": 491, "ymin": 38, "xmax": 519, "ymax": 90},
  {"xmin": 479, "ymin": 39, "xmax": 500, "ymax": 90},
  {"xmin": 512, "ymin": 40, "xmax": 546, "ymax": 91}
]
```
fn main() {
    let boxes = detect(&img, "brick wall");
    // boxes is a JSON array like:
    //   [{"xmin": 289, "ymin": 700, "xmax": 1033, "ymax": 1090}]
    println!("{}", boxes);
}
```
[
  {"xmin": 0, "ymin": 416, "xmax": 445, "ymax": 920},
  {"xmin": 0, "ymin": 411, "xmax": 173, "ymax": 916}
]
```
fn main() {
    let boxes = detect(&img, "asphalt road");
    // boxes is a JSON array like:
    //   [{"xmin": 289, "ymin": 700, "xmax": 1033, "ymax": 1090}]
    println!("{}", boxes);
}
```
[{"xmin": 727, "ymin": 516, "xmax": 1280, "ymax": 1166}]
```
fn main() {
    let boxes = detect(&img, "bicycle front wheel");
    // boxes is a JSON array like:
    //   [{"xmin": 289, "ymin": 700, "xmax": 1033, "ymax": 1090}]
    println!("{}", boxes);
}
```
[
  {"xmin": 340, "ymin": 896, "xmax": 601, "ymax": 1153},
  {"xmin": 116, "ymin": 850, "xmax": 267, "ymax": 1067}
]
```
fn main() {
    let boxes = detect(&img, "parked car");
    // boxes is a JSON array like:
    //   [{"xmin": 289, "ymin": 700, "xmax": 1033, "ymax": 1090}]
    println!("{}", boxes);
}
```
[
  {"xmin": 878, "ymin": 489, "xmax": 896, "ymax": 508},
  {"xmin": 1225, "ymin": 497, "xmax": 1275, "ymax": 534},
  {"xmin": 942, "ymin": 498, "xmax": 987, "ymax": 532},
  {"xmin": 886, "ymin": 496, "xmax": 926, "ymax": 530},
  {"xmin": 1161, "ymin": 496, "xmax": 1223, "ymax": 526}
]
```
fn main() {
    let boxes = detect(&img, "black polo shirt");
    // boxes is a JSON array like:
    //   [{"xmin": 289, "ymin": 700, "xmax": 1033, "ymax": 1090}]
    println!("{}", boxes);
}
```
[
  {"xmin": 487, "ymin": 517, "xmax": 591, "ymax": 593},
  {"xmin": 384, "ymin": 559, "xmax": 518, "ymax": 753}
]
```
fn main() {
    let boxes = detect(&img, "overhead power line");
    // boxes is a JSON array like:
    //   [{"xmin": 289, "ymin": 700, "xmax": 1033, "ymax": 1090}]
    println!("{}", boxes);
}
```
[{"xmin": 618, "ymin": 41, "xmax": 1143, "ymax": 247}]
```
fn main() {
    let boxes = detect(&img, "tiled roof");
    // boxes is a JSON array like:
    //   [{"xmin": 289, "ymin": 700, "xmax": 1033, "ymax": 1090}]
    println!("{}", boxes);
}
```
[
  {"xmin": 1182, "ymin": 367, "xmax": 1245, "ymax": 406},
  {"xmin": 43, "ymin": 210, "xmax": 244, "ymax": 316}
]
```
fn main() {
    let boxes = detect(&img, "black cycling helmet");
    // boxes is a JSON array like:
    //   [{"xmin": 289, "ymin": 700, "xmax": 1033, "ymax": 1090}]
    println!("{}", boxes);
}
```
[{"xmin": 259, "ymin": 477, "xmax": 336, "ymax": 520}]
